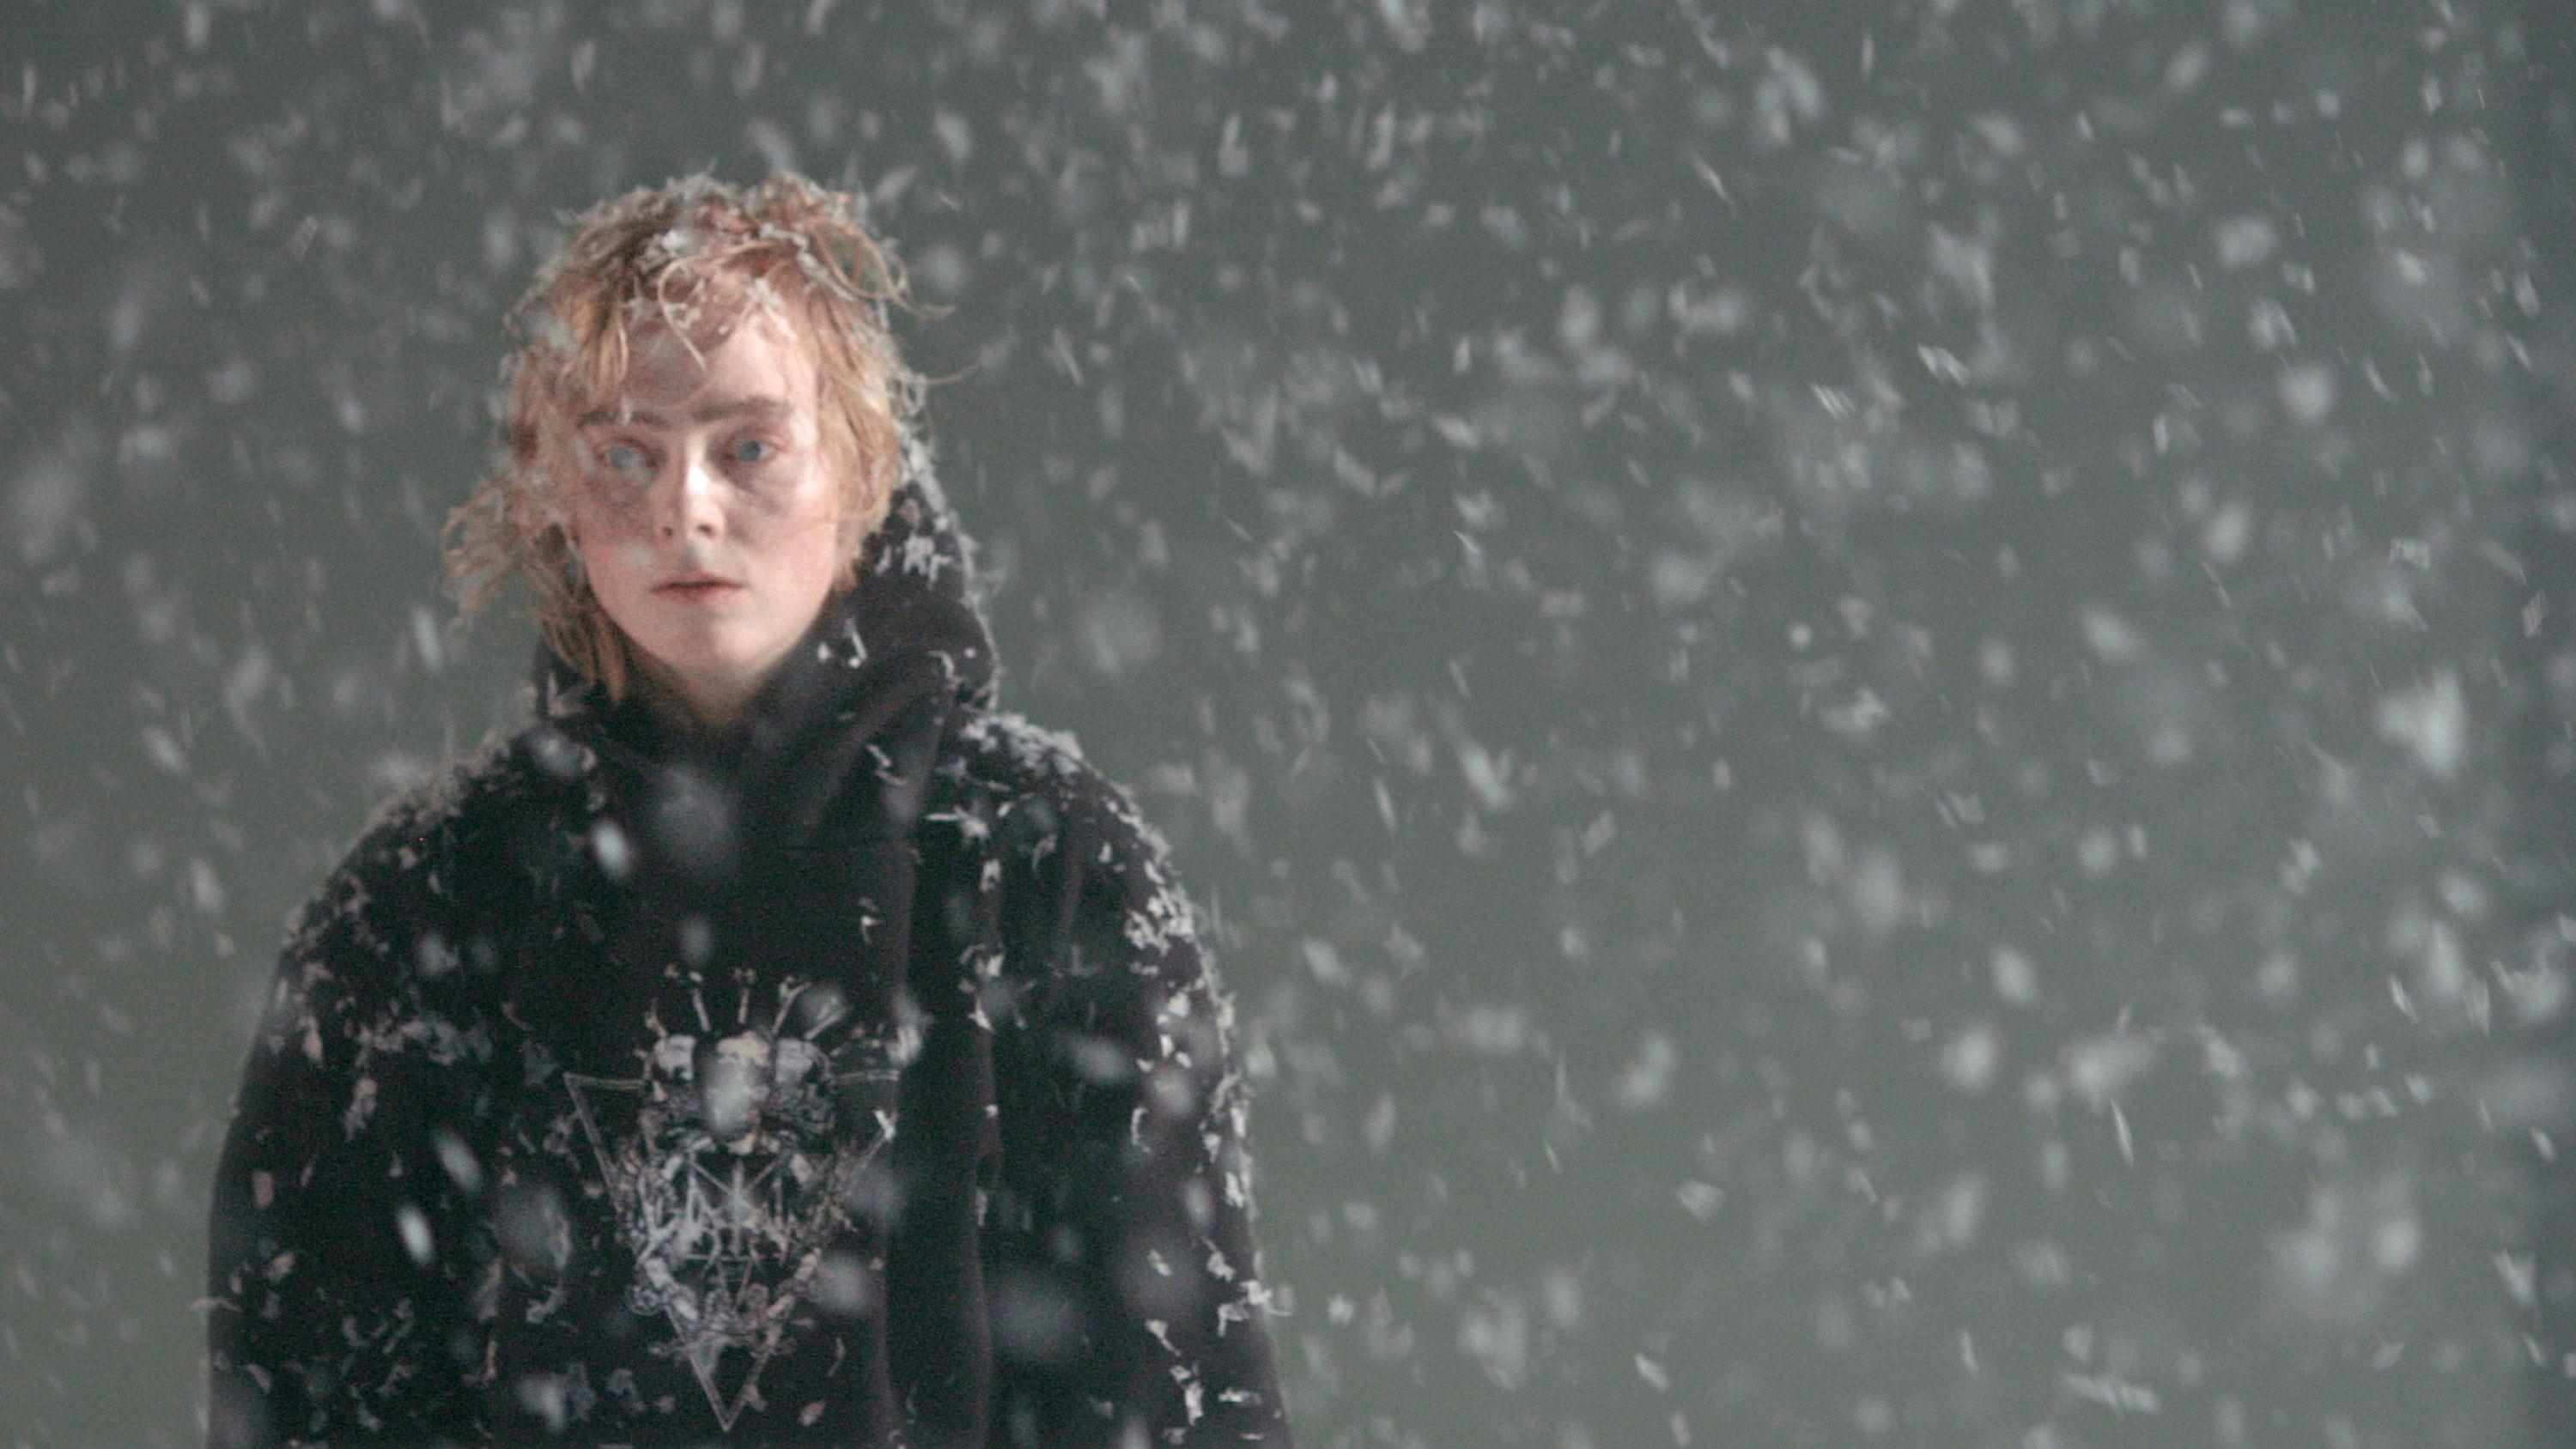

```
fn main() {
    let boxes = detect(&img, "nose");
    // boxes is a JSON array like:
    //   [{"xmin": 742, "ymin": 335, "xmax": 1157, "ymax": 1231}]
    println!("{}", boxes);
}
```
[{"xmin": 655, "ymin": 449, "xmax": 726, "ymax": 543}]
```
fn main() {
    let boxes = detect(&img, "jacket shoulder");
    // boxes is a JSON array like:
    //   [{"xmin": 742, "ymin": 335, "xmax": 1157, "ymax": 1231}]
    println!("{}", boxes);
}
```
[
  {"xmin": 944, "ymin": 709, "xmax": 1199, "ymax": 949},
  {"xmin": 343, "ymin": 734, "xmax": 545, "ymax": 882},
  {"xmin": 288, "ymin": 736, "xmax": 548, "ymax": 973}
]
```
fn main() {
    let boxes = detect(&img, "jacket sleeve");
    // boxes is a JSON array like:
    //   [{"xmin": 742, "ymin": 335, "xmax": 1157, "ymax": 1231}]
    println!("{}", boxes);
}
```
[
  {"xmin": 204, "ymin": 846, "xmax": 471, "ymax": 1447},
  {"xmin": 982, "ymin": 785, "xmax": 1293, "ymax": 1447}
]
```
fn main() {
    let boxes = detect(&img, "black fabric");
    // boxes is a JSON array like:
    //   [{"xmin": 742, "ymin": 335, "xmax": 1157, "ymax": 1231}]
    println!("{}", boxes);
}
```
[{"xmin": 206, "ymin": 464, "xmax": 1292, "ymax": 1447}]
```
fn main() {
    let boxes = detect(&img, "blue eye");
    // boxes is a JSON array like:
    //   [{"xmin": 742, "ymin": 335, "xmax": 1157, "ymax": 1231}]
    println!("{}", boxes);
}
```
[
  {"xmin": 599, "ymin": 442, "xmax": 650, "ymax": 476},
  {"xmin": 729, "ymin": 437, "xmax": 776, "ymax": 464}
]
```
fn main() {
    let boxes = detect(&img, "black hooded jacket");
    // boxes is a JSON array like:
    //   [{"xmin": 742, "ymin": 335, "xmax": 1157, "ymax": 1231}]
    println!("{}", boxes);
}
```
[{"xmin": 205, "ymin": 463, "xmax": 1292, "ymax": 1447}]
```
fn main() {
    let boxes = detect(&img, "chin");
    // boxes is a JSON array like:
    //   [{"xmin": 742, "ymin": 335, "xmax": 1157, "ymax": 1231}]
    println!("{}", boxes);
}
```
[{"xmin": 635, "ymin": 627, "xmax": 770, "ymax": 678}]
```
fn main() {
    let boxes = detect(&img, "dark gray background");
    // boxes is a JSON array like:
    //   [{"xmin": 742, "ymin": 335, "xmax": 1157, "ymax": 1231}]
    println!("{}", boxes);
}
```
[{"xmin": 6, "ymin": 1, "xmax": 2574, "ymax": 1444}]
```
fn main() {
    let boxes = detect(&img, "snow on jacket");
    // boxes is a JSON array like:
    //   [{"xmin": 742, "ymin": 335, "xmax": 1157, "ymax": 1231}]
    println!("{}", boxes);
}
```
[{"xmin": 204, "ymin": 460, "xmax": 1292, "ymax": 1447}]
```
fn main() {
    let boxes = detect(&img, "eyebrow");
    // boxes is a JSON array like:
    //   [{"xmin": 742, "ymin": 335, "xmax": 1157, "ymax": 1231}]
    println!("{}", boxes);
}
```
[{"xmin": 580, "ymin": 396, "xmax": 796, "ymax": 428}]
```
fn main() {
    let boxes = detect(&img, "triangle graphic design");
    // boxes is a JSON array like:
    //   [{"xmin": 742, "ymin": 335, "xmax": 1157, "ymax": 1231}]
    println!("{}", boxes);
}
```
[
  {"xmin": 560, "ymin": 1072, "xmax": 642, "ymax": 1189},
  {"xmin": 680, "ymin": 1324, "xmax": 776, "ymax": 1433},
  {"xmin": 562, "ymin": 1060, "xmax": 895, "ymax": 1433}
]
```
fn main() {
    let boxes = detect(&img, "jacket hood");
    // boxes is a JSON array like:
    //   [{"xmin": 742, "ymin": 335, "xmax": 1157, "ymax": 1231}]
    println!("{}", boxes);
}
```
[{"xmin": 530, "ymin": 442, "xmax": 998, "ymax": 858}]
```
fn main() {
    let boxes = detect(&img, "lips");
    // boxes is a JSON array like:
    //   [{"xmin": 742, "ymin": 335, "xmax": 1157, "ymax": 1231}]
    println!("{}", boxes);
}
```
[{"xmin": 654, "ymin": 573, "xmax": 744, "ymax": 600}]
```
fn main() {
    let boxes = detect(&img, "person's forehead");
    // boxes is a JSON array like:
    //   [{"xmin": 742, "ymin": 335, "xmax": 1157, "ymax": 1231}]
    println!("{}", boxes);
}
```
[{"xmin": 586, "ymin": 311, "xmax": 819, "ymax": 421}]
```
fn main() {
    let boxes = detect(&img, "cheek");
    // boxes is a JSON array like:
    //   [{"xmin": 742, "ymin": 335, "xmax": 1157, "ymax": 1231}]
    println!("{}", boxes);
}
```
[
  {"xmin": 745, "ymin": 475, "xmax": 848, "ymax": 573},
  {"xmin": 568, "ymin": 478, "xmax": 648, "ymax": 535},
  {"xmin": 566, "ymin": 500, "xmax": 655, "ymax": 595},
  {"xmin": 781, "ymin": 506, "xmax": 848, "ymax": 601}
]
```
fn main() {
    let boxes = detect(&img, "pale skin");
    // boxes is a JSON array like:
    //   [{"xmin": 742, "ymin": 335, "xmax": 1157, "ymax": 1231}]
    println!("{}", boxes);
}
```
[{"xmin": 566, "ymin": 313, "xmax": 849, "ymax": 737}]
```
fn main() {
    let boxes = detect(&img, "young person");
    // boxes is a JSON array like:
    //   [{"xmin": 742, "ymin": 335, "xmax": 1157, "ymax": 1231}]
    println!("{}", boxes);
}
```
[{"xmin": 205, "ymin": 174, "xmax": 1291, "ymax": 1448}]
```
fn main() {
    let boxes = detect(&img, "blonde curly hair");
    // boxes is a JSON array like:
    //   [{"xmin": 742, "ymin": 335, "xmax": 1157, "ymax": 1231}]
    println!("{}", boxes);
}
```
[{"xmin": 444, "ymin": 173, "xmax": 919, "ymax": 697}]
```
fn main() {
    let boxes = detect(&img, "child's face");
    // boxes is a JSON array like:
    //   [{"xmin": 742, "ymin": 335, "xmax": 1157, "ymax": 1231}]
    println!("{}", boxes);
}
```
[{"xmin": 566, "ymin": 312, "xmax": 847, "ymax": 730}]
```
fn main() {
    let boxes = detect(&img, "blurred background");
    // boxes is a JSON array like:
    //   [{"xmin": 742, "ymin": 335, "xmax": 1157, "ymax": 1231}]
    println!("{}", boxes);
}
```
[{"xmin": 8, "ymin": 0, "xmax": 2576, "ymax": 1444}]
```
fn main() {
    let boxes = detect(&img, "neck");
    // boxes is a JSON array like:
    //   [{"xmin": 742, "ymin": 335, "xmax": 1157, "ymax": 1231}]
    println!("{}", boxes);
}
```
[{"xmin": 629, "ymin": 654, "xmax": 762, "ymax": 743}]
